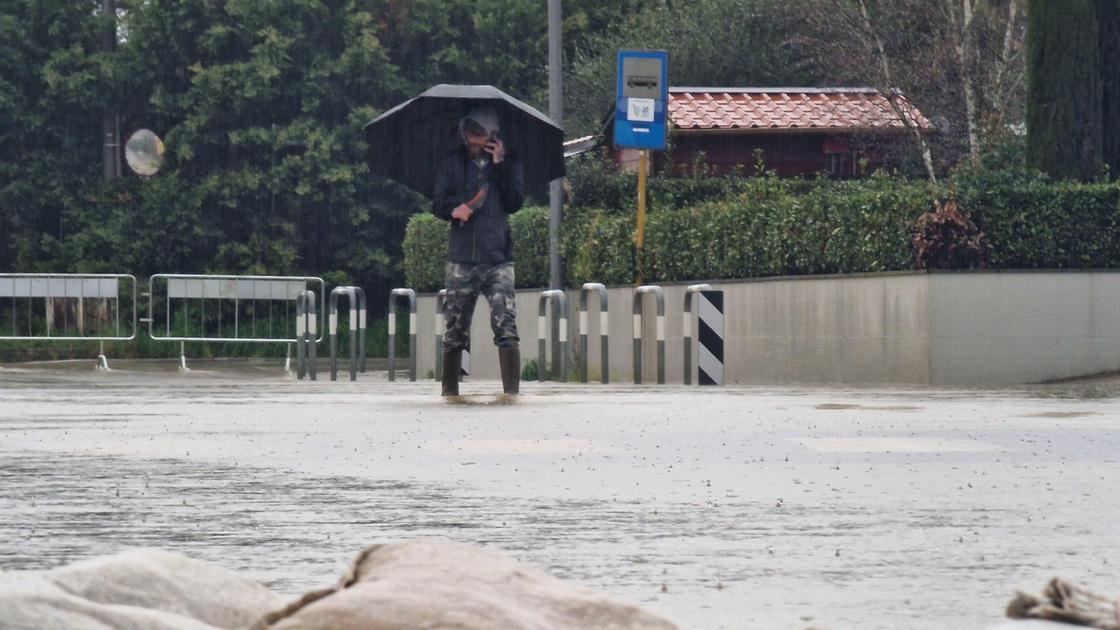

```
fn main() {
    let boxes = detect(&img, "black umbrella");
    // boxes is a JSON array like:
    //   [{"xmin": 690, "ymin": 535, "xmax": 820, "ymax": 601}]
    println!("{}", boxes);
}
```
[{"xmin": 364, "ymin": 84, "xmax": 565, "ymax": 199}]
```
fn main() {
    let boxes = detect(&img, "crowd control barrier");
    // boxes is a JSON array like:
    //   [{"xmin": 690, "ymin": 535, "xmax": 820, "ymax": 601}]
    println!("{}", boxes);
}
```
[
  {"xmin": 0, "ymin": 273, "xmax": 137, "ymax": 370},
  {"xmin": 145, "ymin": 274, "xmax": 325, "ymax": 372}
]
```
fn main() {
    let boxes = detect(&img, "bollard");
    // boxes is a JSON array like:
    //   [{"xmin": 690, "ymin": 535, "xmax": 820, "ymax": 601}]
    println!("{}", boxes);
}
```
[
  {"xmin": 632, "ymin": 285, "xmax": 665, "ymax": 385},
  {"xmin": 388, "ymin": 288, "xmax": 418, "ymax": 382},
  {"xmin": 579, "ymin": 283, "xmax": 609, "ymax": 384},
  {"xmin": 329, "ymin": 286, "xmax": 365, "ymax": 382},
  {"xmin": 357, "ymin": 288, "xmax": 368, "ymax": 374},
  {"xmin": 434, "ymin": 289, "xmax": 468, "ymax": 381},
  {"xmin": 683, "ymin": 284, "xmax": 713, "ymax": 385},
  {"xmin": 296, "ymin": 289, "xmax": 317, "ymax": 380},
  {"xmin": 538, "ymin": 290, "xmax": 568, "ymax": 382},
  {"xmin": 696, "ymin": 290, "xmax": 725, "ymax": 385},
  {"xmin": 434, "ymin": 290, "xmax": 447, "ymax": 381}
]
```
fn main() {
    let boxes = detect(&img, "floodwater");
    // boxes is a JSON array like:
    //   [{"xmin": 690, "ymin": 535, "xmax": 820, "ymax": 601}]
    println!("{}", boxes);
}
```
[{"xmin": 1, "ymin": 360, "xmax": 1118, "ymax": 630}]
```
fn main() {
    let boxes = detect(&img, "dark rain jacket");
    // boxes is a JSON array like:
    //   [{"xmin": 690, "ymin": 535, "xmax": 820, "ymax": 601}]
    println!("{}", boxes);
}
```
[{"xmin": 432, "ymin": 147, "xmax": 525, "ymax": 265}]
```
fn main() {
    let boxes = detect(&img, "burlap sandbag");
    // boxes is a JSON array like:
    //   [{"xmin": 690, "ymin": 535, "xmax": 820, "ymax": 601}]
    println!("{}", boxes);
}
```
[{"xmin": 253, "ymin": 538, "xmax": 679, "ymax": 630}]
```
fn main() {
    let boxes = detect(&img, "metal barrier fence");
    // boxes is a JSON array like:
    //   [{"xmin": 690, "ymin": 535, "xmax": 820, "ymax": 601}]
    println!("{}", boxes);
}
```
[
  {"xmin": 387, "ymin": 288, "xmax": 417, "ymax": 382},
  {"xmin": 683, "ymin": 284, "xmax": 713, "ymax": 385},
  {"xmin": 295, "ymin": 290, "xmax": 318, "ymax": 380},
  {"xmin": 633, "ymin": 285, "xmax": 665, "ymax": 385},
  {"xmin": 146, "ymin": 274, "xmax": 325, "ymax": 372},
  {"xmin": 538, "ymin": 290, "xmax": 568, "ymax": 381},
  {"xmin": 328, "ymin": 286, "xmax": 366, "ymax": 381},
  {"xmin": 579, "ymin": 283, "xmax": 609, "ymax": 384},
  {"xmin": 0, "ymin": 273, "xmax": 138, "ymax": 370}
]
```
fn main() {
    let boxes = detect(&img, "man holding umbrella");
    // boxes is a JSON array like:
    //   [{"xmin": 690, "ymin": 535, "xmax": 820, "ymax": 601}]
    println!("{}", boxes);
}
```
[
  {"xmin": 364, "ymin": 84, "xmax": 564, "ymax": 397},
  {"xmin": 433, "ymin": 106, "xmax": 524, "ymax": 397}
]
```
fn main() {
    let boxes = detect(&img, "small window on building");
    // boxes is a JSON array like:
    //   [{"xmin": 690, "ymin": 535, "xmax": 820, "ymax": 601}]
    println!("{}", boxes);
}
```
[
  {"xmin": 827, "ymin": 152, "xmax": 856, "ymax": 178},
  {"xmin": 823, "ymin": 138, "xmax": 856, "ymax": 178}
]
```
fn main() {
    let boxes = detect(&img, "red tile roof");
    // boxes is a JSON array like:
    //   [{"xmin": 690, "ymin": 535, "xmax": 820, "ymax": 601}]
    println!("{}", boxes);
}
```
[{"xmin": 667, "ymin": 88, "xmax": 933, "ymax": 133}]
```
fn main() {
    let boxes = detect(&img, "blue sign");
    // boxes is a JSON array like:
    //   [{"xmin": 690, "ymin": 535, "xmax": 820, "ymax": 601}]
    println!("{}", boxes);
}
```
[{"xmin": 614, "ymin": 50, "xmax": 669, "ymax": 150}]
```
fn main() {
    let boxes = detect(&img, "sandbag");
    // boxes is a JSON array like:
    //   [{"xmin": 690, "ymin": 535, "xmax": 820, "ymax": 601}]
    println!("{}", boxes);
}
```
[
  {"xmin": 253, "ymin": 538, "xmax": 678, "ymax": 630},
  {"xmin": 0, "ymin": 549, "xmax": 284, "ymax": 630}
]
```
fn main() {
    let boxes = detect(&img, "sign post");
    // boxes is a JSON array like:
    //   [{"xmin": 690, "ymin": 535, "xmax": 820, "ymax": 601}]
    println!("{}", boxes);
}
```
[{"xmin": 614, "ymin": 50, "xmax": 668, "ymax": 284}]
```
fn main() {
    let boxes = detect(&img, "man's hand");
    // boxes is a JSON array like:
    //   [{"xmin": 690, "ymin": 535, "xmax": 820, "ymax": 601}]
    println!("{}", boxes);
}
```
[
  {"xmin": 451, "ymin": 203, "xmax": 473, "ymax": 222},
  {"xmin": 484, "ymin": 138, "xmax": 505, "ymax": 164}
]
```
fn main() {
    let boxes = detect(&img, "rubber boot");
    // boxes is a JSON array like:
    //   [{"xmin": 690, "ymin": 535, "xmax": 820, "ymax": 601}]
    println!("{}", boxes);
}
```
[
  {"xmin": 441, "ymin": 350, "xmax": 461, "ymax": 397},
  {"xmin": 499, "ymin": 346, "xmax": 520, "ymax": 395}
]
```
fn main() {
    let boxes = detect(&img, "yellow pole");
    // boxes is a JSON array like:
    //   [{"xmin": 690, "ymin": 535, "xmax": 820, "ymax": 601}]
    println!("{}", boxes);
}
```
[{"xmin": 636, "ymin": 149, "xmax": 648, "ymax": 284}]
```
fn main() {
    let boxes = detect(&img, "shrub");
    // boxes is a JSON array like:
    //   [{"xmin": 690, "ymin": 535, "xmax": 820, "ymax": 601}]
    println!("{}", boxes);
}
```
[
  {"xmin": 402, "ymin": 213, "xmax": 448, "ymax": 292},
  {"xmin": 402, "ymin": 207, "xmax": 550, "ymax": 292},
  {"xmin": 402, "ymin": 168, "xmax": 1120, "ymax": 290},
  {"xmin": 510, "ymin": 206, "xmax": 550, "ymax": 289},
  {"xmin": 913, "ymin": 200, "xmax": 991, "ymax": 270},
  {"xmin": 562, "ymin": 207, "xmax": 636, "ymax": 286},
  {"xmin": 955, "ymin": 169, "xmax": 1120, "ymax": 268}
]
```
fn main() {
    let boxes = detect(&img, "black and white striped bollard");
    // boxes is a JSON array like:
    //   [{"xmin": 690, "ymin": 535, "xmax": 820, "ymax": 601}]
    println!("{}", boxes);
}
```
[{"xmin": 696, "ymin": 289, "xmax": 724, "ymax": 385}]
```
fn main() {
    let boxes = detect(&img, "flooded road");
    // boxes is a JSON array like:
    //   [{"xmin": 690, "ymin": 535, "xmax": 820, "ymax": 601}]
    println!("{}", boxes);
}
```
[{"xmin": 1, "ymin": 360, "xmax": 1118, "ymax": 629}]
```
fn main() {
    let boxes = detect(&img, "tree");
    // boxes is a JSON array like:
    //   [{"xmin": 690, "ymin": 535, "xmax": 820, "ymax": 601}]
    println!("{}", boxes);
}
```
[
  {"xmin": 0, "ymin": 0, "xmax": 107, "ymax": 271},
  {"xmin": 1027, "ymin": 0, "xmax": 1103, "ymax": 180},
  {"xmin": 793, "ymin": 0, "xmax": 1027, "ymax": 178},
  {"xmin": 564, "ymin": 0, "xmax": 816, "ymax": 137},
  {"xmin": 1098, "ymin": 0, "xmax": 1120, "ymax": 177}
]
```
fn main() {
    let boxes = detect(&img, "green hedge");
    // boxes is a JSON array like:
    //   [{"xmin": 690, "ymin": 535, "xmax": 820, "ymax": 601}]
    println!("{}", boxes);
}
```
[
  {"xmin": 403, "ymin": 207, "xmax": 554, "ymax": 291},
  {"xmin": 959, "ymin": 181, "xmax": 1120, "ymax": 268},
  {"xmin": 403, "ymin": 170, "xmax": 1120, "ymax": 291}
]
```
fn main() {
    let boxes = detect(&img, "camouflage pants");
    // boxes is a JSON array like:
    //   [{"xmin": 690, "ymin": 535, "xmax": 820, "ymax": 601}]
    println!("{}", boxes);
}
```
[{"xmin": 442, "ymin": 262, "xmax": 519, "ymax": 352}]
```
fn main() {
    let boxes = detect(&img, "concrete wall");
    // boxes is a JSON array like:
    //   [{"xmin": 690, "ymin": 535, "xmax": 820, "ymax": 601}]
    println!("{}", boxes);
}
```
[
  {"xmin": 405, "ymin": 271, "xmax": 1120, "ymax": 386},
  {"xmin": 928, "ymin": 272, "xmax": 1120, "ymax": 385}
]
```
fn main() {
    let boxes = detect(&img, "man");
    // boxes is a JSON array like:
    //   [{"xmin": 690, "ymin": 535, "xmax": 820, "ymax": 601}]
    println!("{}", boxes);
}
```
[{"xmin": 432, "ymin": 106, "xmax": 525, "ymax": 397}]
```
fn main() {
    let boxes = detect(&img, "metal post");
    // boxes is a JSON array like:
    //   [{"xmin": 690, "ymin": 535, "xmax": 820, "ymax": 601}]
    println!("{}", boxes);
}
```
[
  {"xmin": 327, "ymin": 289, "xmax": 336, "ymax": 376},
  {"xmin": 296, "ymin": 294, "xmax": 307, "ymax": 379},
  {"xmin": 579, "ymin": 283, "xmax": 609, "ymax": 384},
  {"xmin": 435, "ymin": 290, "xmax": 447, "ymax": 381},
  {"xmin": 307, "ymin": 290, "xmax": 317, "ymax": 381},
  {"xmin": 538, "ymin": 290, "xmax": 568, "ymax": 382},
  {"xmin": 307, "ymin": 309, "xmax": 317, "ymax": 381},
  {"xmin": 388, "ymin": 288, "xmax": 418, "ymax": 382},
  {"xmin": 297, "ymin": 289, "xmax": 318, "ymax": 381},
  {"xmin": 632, "ymin": 285, "xmax": 664, "ymax": 385},
  {"xmin": 683, "ymin": 283, "xmax": 713, "ymax": 385},
  {"xmin": 636, "ymin": 150, "xmax": 648, "ymax": 284},
  {"xmin": 330, "ymin": 286, "xmax": 360, "ymax": 382},
  {"xmin": 101, "ymin": 0, "xmax": 120, "ymax": 182},
  {"xmin": 179, "ymin": 341, "xmax": 189, "ymax": 373},
  {"xmin": 547, "ymin": 0, "xmax": 563, "ymax": 292},
  {"xmin": 358, "ymin": 288, "xmax": 367, "ymax": 374}
]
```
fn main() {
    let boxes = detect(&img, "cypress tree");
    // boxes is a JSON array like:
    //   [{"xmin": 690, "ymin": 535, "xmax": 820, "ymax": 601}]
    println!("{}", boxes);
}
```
[
  {"xmin": 1027, "ymin": 0, "xmax": 1103, "ymax": 180},
  {"xmin": 1098, "ymin": 0, "xmax": 1120, "ymax": 178}
]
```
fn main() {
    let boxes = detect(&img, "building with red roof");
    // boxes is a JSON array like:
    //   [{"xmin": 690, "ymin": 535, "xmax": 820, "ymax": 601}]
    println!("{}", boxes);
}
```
[{"xmin": 596, "ymin": 87, "xmax": 934, "ymax": 178}]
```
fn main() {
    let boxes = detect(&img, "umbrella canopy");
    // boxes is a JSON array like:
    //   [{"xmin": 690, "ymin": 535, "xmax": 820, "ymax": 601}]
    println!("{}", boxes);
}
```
[{"xmin": 364, "ymin": 84, "xmax": 565, "ymax": 199}]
